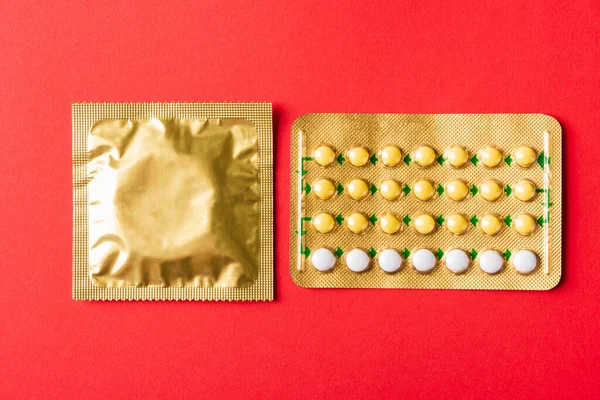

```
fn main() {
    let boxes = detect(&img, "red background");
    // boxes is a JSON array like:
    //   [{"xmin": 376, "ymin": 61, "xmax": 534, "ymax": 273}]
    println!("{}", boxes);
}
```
[{"xmin": 1, "ymin": 0, "xmax": 599, "ymax": 398}]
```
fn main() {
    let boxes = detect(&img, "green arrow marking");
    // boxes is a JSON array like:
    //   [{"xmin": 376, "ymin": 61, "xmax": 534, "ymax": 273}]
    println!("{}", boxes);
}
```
[
  {"xmin": 470, "ymin": 154, "xmax": 479, "ymax": 166},
  {"xmin": 402, "ymin": 184, "xmax": 411, "ymax": 196},
  {"xmin": 469, "ymin": 249, "xmax": 478, "ymax": 260},
  {"xmin": 401, "ymin": 248, "xmax": 411, "ymax": 259},
  {"xmin": 436, "ymin": 214, "xmax": 445, "ymax": 225},
  {"xmin": 470, "ymin": 185, "xmax": 478, "ymax": 197},
  {"xmin": 537, "ymin": 215, "xmax": 545, "ymax": 227},
  {"xmin": 437, "ymin": 154, "xmax": 445, "ymax": 166},
  {"xmin": 335, "ymin": 214, "xmax": 345, "ymax": 225},
  {"xmin": 503, "ymin": 249, "xmax": 512, "ymax": 260},
  {"xmin": 470, "ymin": 215, "xmax": 479, "ymax": 226},
  {"xmin": 505, "ymin": 155, "xmax": 513, "ymax": 166},
  {"xmin": 535, "ymin": 188, "xmax": 546, "ymax": 193},
  {"xmin": 300, "ymin": 156, "xmax": 313, "ymax": 176},
  {"xmin": 302, "ymin": 181, "xmax": 311, "ymax": 196},
  {"xmin": 435, "ymin": 248, "xmax": 444, "ymax": 259},
  {"xmin": 504, "ymin": 184, "xmax": 512, "ymax": 197},
  {"xmin": 369, "ymin": 214, "xmax": 378, "ymax": 225},
  {"xmin": 402, "ymin": 214, "xmax": 412, "ymax": 226},
  {"xmin": 368, "ymin": 247, "xmax": 377, "ymax": 258},
  {"xmin": 403, "ymin": 154, "xmax": 412, "ymax": 166},
  {"xmin": 369, "ymin": 154, "xmax": 378, "ymax": 165},
  {"xmin": 335, "ymin": 247, "xmax": 344, "ymax": 258},
  {"xmin": 336, "ymin": 153, "xmax": 345, "ymax": 165},
  {"xmin": 537, "ymin": 151, "xmax": 550, "ymax": 169},
  {"xmin": 436, "ymin": 184, "xmax": 444, "ymax": 196},
  {"xmin": 300, "ymin": 245, "xmax": 311, "ymax": 258},
  {"xmin": 336, "ymin": 183, "xmax": 344, "ymax": 195},
  {"xmin": 504, "ymin": 215, "xmax": 512, "ymax": 226},
  {"xmin": 369, "ymin": 183, "xmax": 378, "ymax": 196}
]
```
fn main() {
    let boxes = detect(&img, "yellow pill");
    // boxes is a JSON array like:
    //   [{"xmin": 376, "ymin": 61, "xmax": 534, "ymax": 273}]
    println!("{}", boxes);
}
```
[
  {"xmin": 380, "ymin": 145, "xmax": 402, "ymax": 167},
  {"xmin": 312, "ymin": 212, "xmax": 335, "ymax": 234},
  {"xmin": 514, "ymin": 146, "xmax": 537, "ymax": 168},
  {"xmin": 414, "ymin": 145, "xmax": 436, "ymax": 168},
  {"xmin": 347, "ymin": 146, "xmax": 370, "ymax": 167},
  {"xmin": 312, "ymin": 178, "xmax": 336, "ymax": 200},
  {"xmin": 446, "ymin": 145, "xmax": 469, "ymax": 168},
  {"xmin": 413, "ymin": 179, "xmax": 436, "ymax": 201},
  {"xmin": 379, "ymin": 213, "xmax": 401, "ymax": 235},
  {"xmin": 513, "ymin": 213, "xmax": 536, "ymax": 236},
  {"xmin": 346, "ymin": 179, "xmax": 369, "ymax": 200},
  {"xmin": 479, "ymin": 145, "xmax": 503, "ymax": 168},
  {"xmin": 413, "ymin": 213, "xmax": 436, "ymax": 235},
  {"xmin": 514, "ymin": 179, "xmax": 537, "ymax": 202},
  {"xmin": 380, "ymin": 179, "xmax": 401, "ymax": 201},
  {"xmin": 446, "ymin": 179, "xmax": 469, "ymax": 202},
  {"xmin": 347, "ymin": 212, "xmax": 369, "ymax": 234},
  {"xmin": 480, "ymin": 214, "xmax": 502, "ymax": 236},
  {"xmin": 446, "ymin": 213, "xmax": 469, "ymax": 235},
  {"xmin": 480, "ymin": 179, "xmax": 503, "ymax": 202},
  {"xmin": 313, "ymin": 145, "xmax": 336, "ymax": 167}
]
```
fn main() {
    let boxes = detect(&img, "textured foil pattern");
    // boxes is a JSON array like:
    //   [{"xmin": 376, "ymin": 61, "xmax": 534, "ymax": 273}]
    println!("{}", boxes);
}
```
[
  {"xmin": 73, "ymin": 103, "xmax": 273, "ymax": 301},
  {"xmin": 290, "ymin": 114, "xmax": 562, "ymax": 290}
]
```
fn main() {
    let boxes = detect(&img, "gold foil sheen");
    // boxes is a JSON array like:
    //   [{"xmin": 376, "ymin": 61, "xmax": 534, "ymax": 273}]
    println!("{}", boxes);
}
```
[
  {"xmin": 290, "ymin": 114, "xmax": 562, "ymax": 290},
  {"xmin": 73, "ymin": 103, "xmax": 273, "ymax": 301}
]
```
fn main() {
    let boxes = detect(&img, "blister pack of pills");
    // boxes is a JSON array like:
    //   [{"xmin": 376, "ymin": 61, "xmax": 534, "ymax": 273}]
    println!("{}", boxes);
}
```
[{"xmin": 290, "ymin": 114, "xmax": 562, "ymax": 290}]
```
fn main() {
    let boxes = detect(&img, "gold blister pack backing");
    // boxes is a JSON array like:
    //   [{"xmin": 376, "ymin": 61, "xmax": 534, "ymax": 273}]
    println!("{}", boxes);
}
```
[
  {"xmin": 290, "ymin": 114, "xmax": 561, "ymax": 290},
  {"xmin": 73, "ymin": 102, "xmax": 273, "ymax": 301}
]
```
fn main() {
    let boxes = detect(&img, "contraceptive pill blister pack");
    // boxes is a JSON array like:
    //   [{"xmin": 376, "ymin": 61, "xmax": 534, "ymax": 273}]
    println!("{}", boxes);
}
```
[{"xmin": 290, "ymin": 114, "xmax": 562, "ymax": 290}]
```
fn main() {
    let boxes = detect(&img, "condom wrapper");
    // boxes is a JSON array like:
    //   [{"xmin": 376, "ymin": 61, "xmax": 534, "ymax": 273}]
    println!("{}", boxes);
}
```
[
  {"xmin": 290, "ymin": 114, "xmax": 562, "ymax": 290},
  {"xmin": 73, "ymin": 103, "xmax": 273, "ymax": 300}
]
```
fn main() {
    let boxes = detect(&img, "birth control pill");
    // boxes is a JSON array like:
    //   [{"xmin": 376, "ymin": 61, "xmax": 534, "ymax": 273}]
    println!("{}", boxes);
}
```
[
  {"xmin": 413, "ymin": 213, "xmax": 436, "ymax": 235},
  {"xmin": 445, "ymin": 249, "xmax": 470, "ymax": 274},
  {"xmin": 413, "ymin": 179, "xmax": 436, "ymax": 201},
  {"xmin": 480, "ymin": 214, "xmax": 502, "ymax": 236},
  {"xmin": 347, "ymin": 146, "xmax": 370, "ymax": 167},
  {"xmin": 413, "ymin": 145, "xmax": 436, "ymax": 168},
  {"xmin": 379, "ymin": 179, "xmax": 401, "ymax": 201},
  {"xmin": 445, "ymin": 145, "xmax": 469, "ymax": 168},
  {"xmin": 313, "ymin": 145, "xmax": 336, "ymax": 167},
  {"xmin": 312, "ymin": 212, "xmax": 335, "ymax": 234},
  {"xmin": 346, "ymin": 178, "xmax": 369, "ymax": 200},
  {"xmin": 378, "ymin": 249, "xmax": 403, "ymax": 273},
  {"xmin": 380, "ymin": 145, "xmax": 402, "ymax": 167},
  {"xmin": 345, "ymin": 248, "xmax": 370, "ymax": 273},
  {"xmin": 312, "ymin": 178, "xmax": 336, "ymax": 200},
  {"xmin": 480, "ymin": 179, "xmax": 503, "ymax": 202},
  {"xmin": 512, "ymin": 249, "xmax": 538, "ymax": 274},
  {"xmin": 446, "ymin": 179, "xmax": 469, "ymax": 202},
  {"xmin": 479, "ymin": 145, "xmax": 503, "ymax": 168},
  {"xmin": 514, "ymin": 179, "xmax": 537, "ymax": 202},
  {"xmin": 310, "ymin": 248, "xmax": 336, "ymax": 272},
  {"xmin": 347, "ymin": 212, "xmax": 369, "ymax": 234},
  {"xmin": 513, "ymin": 213, "xmax": 537, "ymax": 236},
  {"xmin": 412, "ymin": 248, "xmax": 437, "ymax": 273},
  {"xmin": 446, "ymin": 213, "xmax": 469, "ymax": 235},
  {"xmin": 479, "ymin": 249, "xmax": 504, "ymax": 274},
  {"xmin": 514, "ymin": 145, "xmax": 537, "ymax": 168},
  {"xmin": 379, "ymin": 212, "xmax": 401, "ymax": 234}
]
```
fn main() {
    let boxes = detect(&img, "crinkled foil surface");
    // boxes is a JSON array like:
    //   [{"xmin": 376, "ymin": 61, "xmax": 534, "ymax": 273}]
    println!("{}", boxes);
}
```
[
  {"xmin": 290, "ymin": 114, "xmax": 562, "ymax": 290},
  {"xmin": 73, "ymin": 103, "xmax": 273, "ymax": 301}
]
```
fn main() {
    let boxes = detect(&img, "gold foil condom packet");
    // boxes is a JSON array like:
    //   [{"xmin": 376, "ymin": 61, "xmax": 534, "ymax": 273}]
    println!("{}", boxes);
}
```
[
  {"xmin": 290, "ymin": 114, "xmax": 562, "ymax": 290},
  {"xmin": 73, "ymin": 103, "xmax": 273, "ymax": 301}
]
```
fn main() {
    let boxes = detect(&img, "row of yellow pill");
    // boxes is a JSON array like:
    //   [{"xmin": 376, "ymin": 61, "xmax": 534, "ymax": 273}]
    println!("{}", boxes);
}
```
[
  {"xmin": 312, "ymin": 212, "xmax": 538, "ymax": 236},
  {"xmin": 313, "ymin": 144, "xmax": 539, "ymax": 168},
  {"xmin": 313, "ymin": 177, "xmax": 539, "ymax": 202}
]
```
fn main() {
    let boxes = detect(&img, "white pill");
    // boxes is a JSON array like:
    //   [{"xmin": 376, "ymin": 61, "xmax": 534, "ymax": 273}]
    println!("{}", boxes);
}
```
[
  {"xmin": 445, "ymin": 249, "xmax": 470, "ymax": 274},
  {"xmin": 378, "ymin": 249, "xmax": 403, "ymax": 273},
  {"xmin": 512, "ymin": 250, "xmax": 538, "ymax": 274},
  {"xmin": 479, "ymin": 250, "xmax": 504, "ymax": 274},
  {"xmin": 412, "ymin": 248, "xmax": 437, "ymax": 272},
  {"xmin": 310, "ymin": 248, "xmax": 336, "ymax": 272},
  {"xmin": 345, "ymin": 248, "xmax": 370, "ymax": 273}
]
